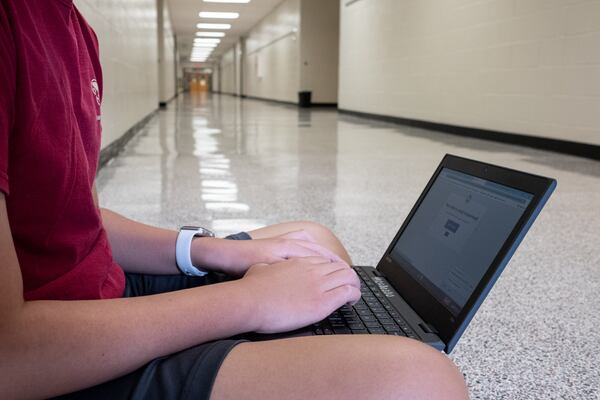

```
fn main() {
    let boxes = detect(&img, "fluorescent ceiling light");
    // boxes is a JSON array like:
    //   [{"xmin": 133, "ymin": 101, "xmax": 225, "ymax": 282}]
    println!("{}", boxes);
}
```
[
  {"xmin": 196, "ymin": 32, "xmax": 225, "ymax": 37},
  {"xmin": 197, "ymin": 23, "xmax": 231, "ymax": 29},
  {"xmin": 194, "ymin": 38, "xmax": 221, "ymax": 43},
  {"xmin": 194, "ymin": 43, "xmax": 218, "ymax": 48},
  {"xmin": 199, "ymin": 12, "xmax": 239, "ymax": 19},
  {"xmin": 203, "ymin": 0, "xmax": 250, "ymax": 3},
  {"xmin": 194, "ymin": 38, "xmax": 220, "ymax": 42}
]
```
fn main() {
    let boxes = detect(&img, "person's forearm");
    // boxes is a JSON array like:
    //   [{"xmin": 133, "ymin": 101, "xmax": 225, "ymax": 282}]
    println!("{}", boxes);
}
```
[
  {"xmin": 100, "ymin": 208, "xmax": 181, "ymax": 274},
  {"xmin": 101, "ymin": 208, "xmax": 244, "ymax": 275},
  {"xmin": 0, "ymin": 280, "xmax": 257, "ymax": 400}
]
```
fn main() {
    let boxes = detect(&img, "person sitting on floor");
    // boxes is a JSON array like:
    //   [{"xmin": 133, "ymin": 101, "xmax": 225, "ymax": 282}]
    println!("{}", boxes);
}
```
[{"xmin": 0, "ymin": 2, "xmax": 468, "ymax": 399}]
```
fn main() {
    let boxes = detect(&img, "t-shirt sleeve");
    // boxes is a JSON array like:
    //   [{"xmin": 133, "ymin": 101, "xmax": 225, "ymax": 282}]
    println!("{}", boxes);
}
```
[{"xmin": 0, "ymin": 4, "xmax": 16, "ymax": 195}]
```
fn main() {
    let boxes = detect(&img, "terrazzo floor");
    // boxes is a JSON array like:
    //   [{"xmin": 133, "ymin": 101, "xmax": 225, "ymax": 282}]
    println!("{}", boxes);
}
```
[{"xmin": 97, "ymin": 92, "xmax": 600, "ymax": 399}]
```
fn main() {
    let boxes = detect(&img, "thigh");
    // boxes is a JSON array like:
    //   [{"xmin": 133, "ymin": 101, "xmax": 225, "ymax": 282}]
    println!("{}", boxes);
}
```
[
  {"xmin": 247, "ymin": 221, "xmax": 328, "ymax": 240},
  {"xmin": 53, "ymin": 339, "xmax": 247, "ymax": 400},
  {"xmin": 248, "ymin": 221, "xmax": 352, "ymax": 264},
  {"xmin": 211, "ymin": 335, "xmax": 468, "ymax": 400}
]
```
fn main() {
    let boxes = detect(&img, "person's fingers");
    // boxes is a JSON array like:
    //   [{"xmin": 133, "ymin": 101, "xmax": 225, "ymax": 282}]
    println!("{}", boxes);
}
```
[
  {"xmin": 320, "ymin": 267, "xmax": 361, "ymax": 290},
  {"xmin": 323, "ymin": 284, "xmax": 361, "ymax": 309},
  {"xmin": 280, "ymin": 242, "xmax": 329, "ymax": 260},
  {"xmin": 292, "ymin": 240, "xmax": 345, "ymax": 263},
  {"xmin": 304, "ymin": 260, "xmax": 353, "ymax": 277},
  {"xmin": 287, "ymin": 255, "xmax": 332, "ymax": 265}
]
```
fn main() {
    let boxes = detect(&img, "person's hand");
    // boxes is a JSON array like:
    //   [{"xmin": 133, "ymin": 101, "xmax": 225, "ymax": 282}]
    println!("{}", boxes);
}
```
[
  {"xmin": 239, "ymin": 257, "xmax": 361, "ymax": 334},
  {"xmin": 192, "ymin": 230, "xmax": 348, "ymax": 277}
]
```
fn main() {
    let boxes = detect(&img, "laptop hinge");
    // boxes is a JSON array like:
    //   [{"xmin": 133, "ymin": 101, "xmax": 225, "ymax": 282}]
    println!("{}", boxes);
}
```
[{"xmin": 419, "ymin": 322, "xmax": 439, "ymax": 334}]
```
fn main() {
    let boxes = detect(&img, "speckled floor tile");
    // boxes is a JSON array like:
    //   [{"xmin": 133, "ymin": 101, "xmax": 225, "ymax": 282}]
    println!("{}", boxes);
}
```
[{"xmin": 97, "ymin": 93, "xmax": 600, "ymax": 400}]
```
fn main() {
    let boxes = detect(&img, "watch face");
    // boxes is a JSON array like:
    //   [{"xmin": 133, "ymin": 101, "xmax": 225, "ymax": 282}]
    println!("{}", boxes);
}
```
[{"xmin": 180, "ymin": 226, "xmax": 215, "ymax": 237}]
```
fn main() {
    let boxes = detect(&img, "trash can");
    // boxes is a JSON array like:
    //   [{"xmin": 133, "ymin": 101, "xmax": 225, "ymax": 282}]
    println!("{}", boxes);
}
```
[{"xmin": 298, "ymin": 91, "xmax": 312, "ymax": 108}]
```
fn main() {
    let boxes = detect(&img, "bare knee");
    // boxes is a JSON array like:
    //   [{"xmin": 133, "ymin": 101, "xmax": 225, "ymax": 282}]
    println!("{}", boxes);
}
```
[
  {"xmin": 391, "ymin": 339, "xmax": 469, "ymax": 400},
  {"xmin": 293, "ymin": 221, "xmax": 335, "ymax": 240},
  {"xmin": 339, "ymin": 336, "xmax": 468, "ymax": 399}
]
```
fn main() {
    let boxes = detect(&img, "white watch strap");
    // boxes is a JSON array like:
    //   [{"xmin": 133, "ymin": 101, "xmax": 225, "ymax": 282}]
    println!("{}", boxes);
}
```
[{"xmin": 175, "ymin": 229, "xmax": 208, "ymax": 276}]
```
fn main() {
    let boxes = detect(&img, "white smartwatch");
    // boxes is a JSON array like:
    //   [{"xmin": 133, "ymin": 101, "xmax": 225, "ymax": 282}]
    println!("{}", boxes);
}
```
[{"xmin": 175, "ymin": 226, "xmax": 215, "ymax": 276}]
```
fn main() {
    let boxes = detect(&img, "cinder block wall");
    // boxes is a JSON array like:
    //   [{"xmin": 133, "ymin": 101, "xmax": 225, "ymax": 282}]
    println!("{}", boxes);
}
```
[
  {"xmin": 75, "ymin": 0, "xmax": 176, "ymax": 149},
  {"xmin": 339, "ymin": 0, "xmax": 600, "ymax": 146}
]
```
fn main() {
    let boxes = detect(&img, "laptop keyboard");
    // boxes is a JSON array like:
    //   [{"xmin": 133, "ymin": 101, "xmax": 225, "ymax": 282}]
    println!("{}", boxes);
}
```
[{"xmin": 312, "ymin": 267, "xmax": 419, "ymax": 339}]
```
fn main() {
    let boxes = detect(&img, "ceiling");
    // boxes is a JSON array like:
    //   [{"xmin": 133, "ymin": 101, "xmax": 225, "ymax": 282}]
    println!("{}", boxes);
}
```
[{"xmin": 167, "ymin": 0, "xmax": 284, "ymax": 64}]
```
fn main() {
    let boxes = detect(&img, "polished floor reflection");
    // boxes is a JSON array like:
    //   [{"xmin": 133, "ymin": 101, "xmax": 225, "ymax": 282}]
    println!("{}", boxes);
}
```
[{"xmin": 97, "ymin": 93, "xmax": 600, "ymax": 400}]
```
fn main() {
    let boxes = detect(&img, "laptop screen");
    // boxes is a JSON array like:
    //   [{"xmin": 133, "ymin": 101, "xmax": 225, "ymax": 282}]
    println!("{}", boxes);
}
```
[{"xmin": 389, "ymin": 167, "xmax": 534, "ymax": 316}]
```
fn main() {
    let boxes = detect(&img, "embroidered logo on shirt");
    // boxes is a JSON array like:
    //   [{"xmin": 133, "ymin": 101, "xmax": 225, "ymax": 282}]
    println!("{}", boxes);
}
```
[{"xmin": 91, "ymin": 79, "xmax": 101, "ymax": 106}]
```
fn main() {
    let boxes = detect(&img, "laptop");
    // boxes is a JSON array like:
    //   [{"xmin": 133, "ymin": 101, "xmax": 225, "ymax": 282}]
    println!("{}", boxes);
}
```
[{"xmin": 253, "ymin": 154, "xmax": 556, "ymax": 354}]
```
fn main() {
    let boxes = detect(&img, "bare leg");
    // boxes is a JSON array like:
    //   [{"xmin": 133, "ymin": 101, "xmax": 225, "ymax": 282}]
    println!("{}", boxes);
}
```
[
  {"xmin": 211, "ymin": 335, "xmax": 468, "ymax": 400},
  {"xmin": 248, "ymin": 221, "xmax": 352, "ymax": 264}
]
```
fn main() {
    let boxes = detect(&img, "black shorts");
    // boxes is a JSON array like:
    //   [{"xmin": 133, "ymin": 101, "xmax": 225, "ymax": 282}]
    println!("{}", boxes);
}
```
[{"xmin": 54, "ymin": 232, "xmax": 252, "ymax": 400}]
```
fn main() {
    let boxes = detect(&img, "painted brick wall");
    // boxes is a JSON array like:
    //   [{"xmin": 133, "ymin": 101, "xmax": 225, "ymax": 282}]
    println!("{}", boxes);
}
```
[
  {"xmin": 244, "ymin": 0, "xmax": 301, "ymax": 103},
  {"xmin": 339, "ymin": 0, "xmax": 600, "ymax": 146},
  {"xmin": 75, "ymin": 0, "xmax": 160, "ymax": 149}
]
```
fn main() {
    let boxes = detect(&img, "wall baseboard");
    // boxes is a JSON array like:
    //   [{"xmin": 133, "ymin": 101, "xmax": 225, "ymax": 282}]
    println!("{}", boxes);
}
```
[
  {"xmin": 222, "ymin": 93, "xmax": 297, "ymax": 107},
  {"xmin": 98, "ymin": 110, "xmax": 158, "ymax": 171},
  {"xmin": 339, "ymin": 109, "xmax": 600, "ymax": 161},
  {"xmin": 220, "ymin": 92, "xmax": 339, "ymax": 108},
  {"xmin": 312, "ymin": 102, "xmax": 338, "ymax": 108}
]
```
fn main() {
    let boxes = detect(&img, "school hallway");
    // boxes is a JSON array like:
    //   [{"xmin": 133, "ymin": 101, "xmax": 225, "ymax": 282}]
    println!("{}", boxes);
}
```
[{"xmin": 97, "ymin": 92, "xmax": 600, "ymax": 400}]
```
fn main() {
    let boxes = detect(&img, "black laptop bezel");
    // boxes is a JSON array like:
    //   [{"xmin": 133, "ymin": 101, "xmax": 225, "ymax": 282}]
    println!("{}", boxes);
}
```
[{"xmin": 377, "ymin": 154, "xmax": 555, "ymax": 351}]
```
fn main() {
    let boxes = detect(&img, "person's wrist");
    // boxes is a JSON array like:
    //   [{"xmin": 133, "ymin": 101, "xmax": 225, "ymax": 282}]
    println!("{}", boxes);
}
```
[
  {"xmin": 189, "ymin": 237, "xmax": 222, "ymax": 272},
  {"xmin": 233, "ymin": 273, "xmax": 265, "ymax": 332},
  {"xmin": 190, "ymin": 237, "xmax": 246, "ymax": 276}
]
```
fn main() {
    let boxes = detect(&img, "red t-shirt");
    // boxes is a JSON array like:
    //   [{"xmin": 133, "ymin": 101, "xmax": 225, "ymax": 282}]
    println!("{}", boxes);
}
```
[{"xmin": 0, "ymin": 1, "xmax": 125, "ymax": 300}]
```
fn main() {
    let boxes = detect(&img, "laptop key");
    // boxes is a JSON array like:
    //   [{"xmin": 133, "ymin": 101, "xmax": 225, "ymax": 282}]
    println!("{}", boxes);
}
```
[
  {"xmin": 364, "ymin": 321, "xmax": 382, "ymax": 328},
  {"xmin": 323, "ymin": 328, "xmax": 333, "ymax": 335},
  {"xmin": 344, "ymin": 316, "xmax": 362, "ymax": 324},
  {"xmin": 314, "ymin": 328, "xmax": 323, "ymax": 335},
  {"xmin": 351, "ymin": 329, "xmax": 368, "ymax": 335},
  {"xmin": 347, "ymin": 322, "xmax": 366, "ymax": 330},
  {"xmin": 360, "ymin": 315, "xmax": 376, "ymax": 322},
  {"xmin": 333, "ymin": 327, "xmax": 352, "ymax": 335},
  {"xmin": 368, "ymin": 327, "xmax": 386, "ymax": 334},
  {"xmin": 383, "ymin": 324, "xmax": 401, "ymax": 333}
]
